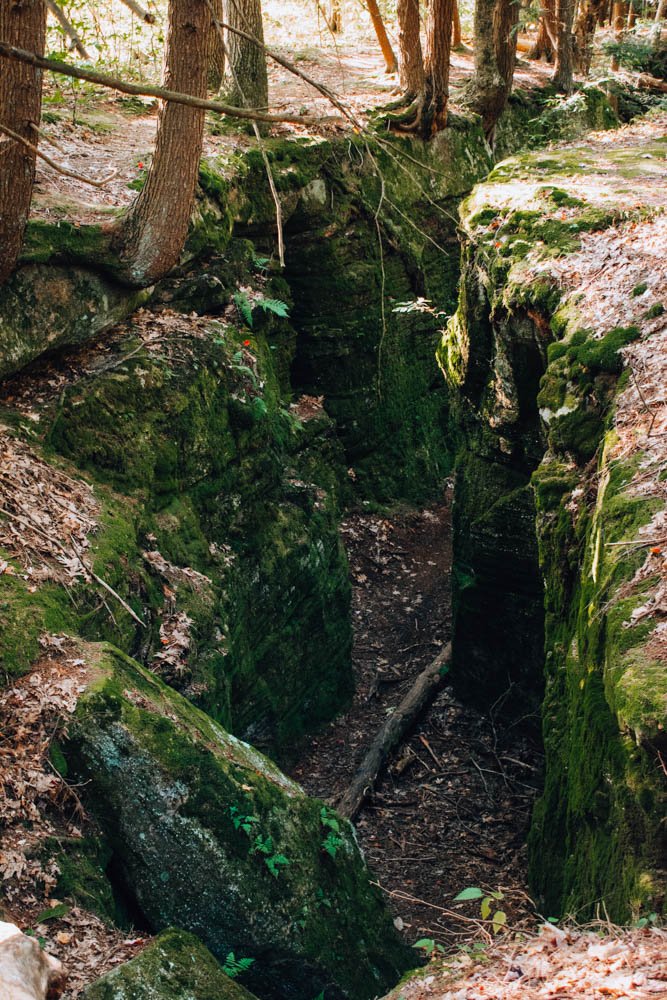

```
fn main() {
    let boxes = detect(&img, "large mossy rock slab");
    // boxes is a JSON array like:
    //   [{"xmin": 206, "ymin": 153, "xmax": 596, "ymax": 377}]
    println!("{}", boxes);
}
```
[
  {"xmin": 43, "ymin": 310, "xmax": 352, "ymax": 751},
  {"xmin": 83, "ymin": 927, "xmax": 259, "ymax": 1000},
  {"xmin": 64, "ymin": 644, "xmax": 411, "ymax": 1000},
  {"xmin": 440, "ymin": 124, "xmax": 667, "ymax": 920},
  {"xmin": 0, "ymin": 264, "xmax": 150, "ymax": 380}
]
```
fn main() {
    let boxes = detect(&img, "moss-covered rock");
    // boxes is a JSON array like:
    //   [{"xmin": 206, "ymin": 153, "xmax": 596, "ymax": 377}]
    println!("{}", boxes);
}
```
[
  {"xmin": 42, "ymin": 314, "xmax": 352, "ymax": 751},
  {"xmin": 441, "ymin": 125, "xmax": 666, "ymax": 919},
  {"xmin": 83, "ymin": 927, "xmax": 260, "ymax": 1000},
  {"xmin": 0, "ymin": 264, "xmax": 150, "ymax": 380},
  {"xmin": 65, "ymin": 644, "xmax": 412, "ymax": 1000}
]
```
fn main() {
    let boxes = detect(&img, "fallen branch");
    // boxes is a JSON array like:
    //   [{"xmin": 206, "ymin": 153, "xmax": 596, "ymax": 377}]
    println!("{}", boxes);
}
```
[
  {"xmin": 0, "ymin": 42, "xmax": 322, "ymax": 126},
  {"xmin": 337, "ymin": 642, "xmax": 451, "ymax": 819},
  {"xmin": 118, "ymin": 0, "xmax": 157, "ymax": 24},
  {"xmin": 46, "ymin": 0, "xmax": 90, "ymax": 60},
  {"xmin": 0, "ymin": 121, "xmax": 117, "ymax": 187}
]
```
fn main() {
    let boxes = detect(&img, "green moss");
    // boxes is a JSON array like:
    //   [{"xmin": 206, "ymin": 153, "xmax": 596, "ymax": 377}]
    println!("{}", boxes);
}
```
[
  {"xmin": 83, "ymin": 928, "xmax": 260, "ymax": 1000},
  {"xmin": 67, "ymin": 645, "xmax": 412, "ymax": 1000},
  {"xmin": 646, "ymin": 302, "xmax": 664, "ymax": 318},
  {"xmin": 46, "ymin": 836, "xmax": 125, "ymax": 926},
  {"xmin": 632, "ymin": 282, "xmax": 648, "ymax": 297}
]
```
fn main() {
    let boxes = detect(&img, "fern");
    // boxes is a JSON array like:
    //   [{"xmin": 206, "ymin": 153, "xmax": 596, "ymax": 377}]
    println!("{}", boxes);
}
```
[
  {"xmin": 233, "ymin": 292, "xmax": 253, "ymax": 327},
  {"xmin": 256, "ymin": 296, "xmax": 290, "ymax": 319}
]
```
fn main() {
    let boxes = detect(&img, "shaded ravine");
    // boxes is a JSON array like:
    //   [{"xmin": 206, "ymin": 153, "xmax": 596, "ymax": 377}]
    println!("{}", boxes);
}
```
[{"xmin": 285, "ymin": 494, "xmax": 544, "ymax": 947}]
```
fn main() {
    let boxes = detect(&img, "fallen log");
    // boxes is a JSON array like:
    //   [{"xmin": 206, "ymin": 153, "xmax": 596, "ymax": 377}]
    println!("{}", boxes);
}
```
[
  {"xmin": 637, "ymin": 72, "xmax": 667, "ymax": 93},
  {"xmin": 337, "ymin": 642, "xmax": 452, "ymax": 820}
]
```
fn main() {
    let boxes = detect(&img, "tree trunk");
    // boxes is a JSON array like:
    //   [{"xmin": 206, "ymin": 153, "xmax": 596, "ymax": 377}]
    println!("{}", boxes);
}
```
[
  {"xmin": 573, "ymin": 0, "xmax": 604, "ymax": 73},
  {"xmin": 626, "ymin": 2, "xmax": 636, "ymax": 27},
  {"xmin": 529, "ymin": 0, "xmax": 557, "ymax": 60},
  {"xmin": 465, "ymin": 0, "xmax": 518, "ymax": 135},
  {"xmin": 337, "ymin": 644, "xmax": 451, "ymax": 821},
  {"xmin": 610, "ymin": 0, "xmax": 625, "ymax": 69},
  {"xmin": 422, "ymin": 0, "xmax": 454, "ymax": 134},
  {"xmin": 222, "ymin": 0, "xmax": 268, "ymax": 110},
  {"xmin": 0, "ymin": 0, "xmax": 46, "ymax": 287},
  {"xmin": 207, "ymin": 0, "xmax": 225, "ymax": 92},
  {"xmin": 452, "ymin": 0, "xmax": 462, "ymax": 46},
  {"xmin": 366, "ymin": 0, "xmax": 399, "ymax": 72},
  {"xmin": 397, "ymin": 0, "xmax": 425, "ymax": 97},
  {"xmin": 329, "ymin": 0, "xmax": 342, "ymax": 31},
  {"xmin": 112, "ymin": 0, "xmax": 211, "ymax": 287},
  {"xmin": 552, "ymin": 0, "xmax": 576, "ymax": 91}
]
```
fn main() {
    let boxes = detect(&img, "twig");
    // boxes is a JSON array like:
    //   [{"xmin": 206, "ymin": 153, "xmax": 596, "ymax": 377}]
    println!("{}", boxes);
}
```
[
  {"xmin": 29, "ymin": 121, "xmax": 67, "ymax": 155},
  {"xmin": 0, "ymin": 41, "xmax": 322, "ymax": 126},
  {"xmin": 0, "ymin": 121, "xmax": 117, "ymax": 188},
  {"xmin": 369, "ymin": 881, "xmax": 494, "ymax": 939},
  {"xmin": 118, "ymin": 0, "xmax": 157, "ymax": 24},
  {"xmin": 46, "ymin": 0, "xmax": 90, "ymax": 60},
  {"xmin": 419, "ymin": 733, "xmax": 442, "ymax": 768}
]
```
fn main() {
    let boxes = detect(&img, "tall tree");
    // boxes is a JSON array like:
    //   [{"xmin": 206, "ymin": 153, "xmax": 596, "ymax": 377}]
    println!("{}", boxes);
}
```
[
  {"xmin": 452, "ymin": 1, "xmax": 462, "ymax": 47},
  {"xmin": 552, "ymin": 0, "xmax": 575, "ymax": 90},
  {"xmin": 222, "ymin": 0, "xmax": 268, "ymax": 110},
  {"xmin": 528, "ymin": 0, "xmax": 557, "ymax": 61},
  {"xmin": 366, "ymin": 0, "xmax": 398, "ymax": 73},
  {"xmin": 573, "ymin": 0, "xmax": 605, "ymax": 73},
  {"xmin": 391, "ymin": 0, "xmax": 453, "ymax": 135},
  {"xmin": 464, "ymin": 0, "xmax": 518, "ymax": 136},
  {"xmin": 112, "ymin": 0, "xmax": 212, "ymax": 286},
  {"xmin": 423, "ymin": 0, "xmax": 454, "ymax": 134},
  {"xmin": 396, "ymin": 0, "xmax": 425, "ymax": 99},
  {"xmin": 208, "ymin": 0, "xmax": 225, "ymax": 92},
  {"xmin": 0, "ymin": 0, "xmax": 46, "ymax": 286}
]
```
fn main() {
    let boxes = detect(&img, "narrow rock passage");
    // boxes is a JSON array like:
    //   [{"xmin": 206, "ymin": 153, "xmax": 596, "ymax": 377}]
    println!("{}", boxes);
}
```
[{"xmin": 286, "ymin": 490, "xmax": 544, "ymax": 946}]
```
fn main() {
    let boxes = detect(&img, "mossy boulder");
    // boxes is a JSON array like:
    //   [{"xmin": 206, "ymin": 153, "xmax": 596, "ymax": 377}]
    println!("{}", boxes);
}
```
[
  {"xmin": 83, "ymin": 927, "xmax": 260, "ymax": 1000},
  {"xmin": 64, "ymin": 644, "xmax": 412, "ymax": 1000},
  {"xmin": 0, "ymin": 264, "xmax": 150, "ymax": 380}
]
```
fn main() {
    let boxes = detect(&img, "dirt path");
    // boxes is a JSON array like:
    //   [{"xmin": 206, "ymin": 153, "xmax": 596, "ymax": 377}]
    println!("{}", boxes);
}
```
[{"xmin": 286, "ymin": 494, "xmax": 543, "ymax": 948}]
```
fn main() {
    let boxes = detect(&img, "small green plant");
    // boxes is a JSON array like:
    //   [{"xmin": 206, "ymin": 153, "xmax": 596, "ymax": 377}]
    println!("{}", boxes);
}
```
[
  {"xmin": 315, "ymin": 888, "xmax": 332, "ymax": 909},
  {"xmin": 413, "ymin": 937, "xmax": 446, "ymax": 958},
  {"xmin": 454, "ymin": 887, "xmax": 507, "ymax": 933},
  {"xmin": 634, "ymin": 912, "xmax": 659, "ymax": 928},
  {"xmin": 320, "ymin": 807, "xmax": 344, "ymax": 859},
  {"xmin": 229, "ymin": 806, "xmax": 259, "ymax": 835},
  {"xmin": 234, "ymin": 291, "xmax": 289, "ymax": 328},
  {"xmin": 250, "ymin": 834, "xmax": 290, "ymax": 877},
  {"xmin": 222, "ymin": 952, "xmax": 254, "ymax": 978}
]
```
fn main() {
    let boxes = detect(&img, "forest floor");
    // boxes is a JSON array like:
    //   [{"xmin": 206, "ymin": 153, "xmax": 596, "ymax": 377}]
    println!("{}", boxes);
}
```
[
  {"xmin": 285, "ymin": 499, "xmax": 543, "ymax": 949},
  {"xmin": 29, "ymin": 18, "xmax": 560, "ymax": 223}
]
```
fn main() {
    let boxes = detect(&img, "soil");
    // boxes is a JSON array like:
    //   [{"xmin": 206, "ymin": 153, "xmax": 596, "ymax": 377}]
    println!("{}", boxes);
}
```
[{"xmin": 285, "ymin": 495, "xmax": 543, "ymax": 950}]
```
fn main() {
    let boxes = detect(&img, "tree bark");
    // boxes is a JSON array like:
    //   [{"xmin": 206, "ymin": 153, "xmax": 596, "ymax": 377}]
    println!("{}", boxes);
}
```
[
  {"xmin": 0, "ymin": 0, "xmax": 45, "ymax": 287},
  {"xmin": 397, "ymin": 0, "xmax": 425, "ymax": 98},
  {"xmin": 573, "ymin": 0, "xmax": 605, "ymax": 73},
  {"xmin": 465, "ymin": 0, "xmax": 518, "ymax": 135},
  {"xmin": 112, "ymin": 0, "xmax": 211, "ymax": 287},
  {"xmin": 337, "ymin": 644, "xmax": 452, "ymax": 821},
  {"xmin": 207, "ymin": 0, "xmax": 225, "ymax": 92},
  {"xmin": 222, "ymin": 0, "xmax": 268, "ymax": 110},
  {"xmin": 422, "ymin": 0, "xmax": 454, "ymax": 134},
  {"xmin": 366, "ymin": 0, "xmax": 399, "ymax": 73},
  {"xmin": 610, "ymin": 0, "xmax": 626, "ymax": 69},
  {"xmin": 329, "ymin": 0, "xmax": 342, "ymax": 32},
  {"xmin": 452, "ymin": 0, "xmax": 462, "ymax": 46},
  {"xmin": 528, "ymin": 0, "xmax": 557, "ymax": 60},
  {"xmin": 552, "ymin": 0, "xmax": 576, "ymax": 91}
]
